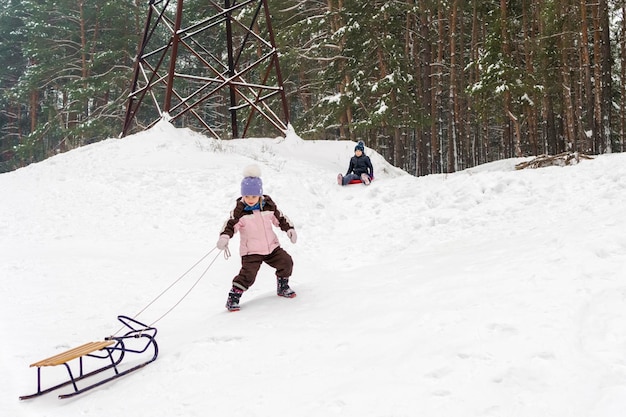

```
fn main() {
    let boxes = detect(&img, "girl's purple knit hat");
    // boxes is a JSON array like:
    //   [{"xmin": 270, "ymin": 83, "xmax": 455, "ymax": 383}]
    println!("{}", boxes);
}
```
[{"xmin": 241, "ymin": 165, "xmax": 263, "ymax": 196}]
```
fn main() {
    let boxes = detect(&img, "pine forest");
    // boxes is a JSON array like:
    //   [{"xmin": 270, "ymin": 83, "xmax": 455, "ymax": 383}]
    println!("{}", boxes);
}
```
[{"xmin": 1, "ymin": 0, "xmax": 625, "ymax": 176}]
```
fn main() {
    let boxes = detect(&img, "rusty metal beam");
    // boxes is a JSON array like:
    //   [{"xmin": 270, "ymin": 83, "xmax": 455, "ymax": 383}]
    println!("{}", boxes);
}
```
[{"xmin": 121, "ymin": 0, "xmax": 289, "ymax": 139}]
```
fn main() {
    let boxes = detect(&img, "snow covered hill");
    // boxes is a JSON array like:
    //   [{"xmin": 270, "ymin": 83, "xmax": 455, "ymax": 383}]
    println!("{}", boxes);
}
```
[{"xmin": 2, "ymin": 121, "xmax": 626, "ymax": 417}]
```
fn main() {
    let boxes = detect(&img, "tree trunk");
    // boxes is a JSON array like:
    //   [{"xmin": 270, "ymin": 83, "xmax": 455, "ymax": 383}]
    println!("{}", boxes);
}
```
[
  {"xmin": 432, "ymin": 3, "xmax": 444, "ymax": 173},
  {"xmin": 621, "ymin": 1, "xmax": 626, "ymax": 152},
  {"xmin": 500, "ymin": 0, "xmax": 515, "ymax": 157},
  {"xmin": 30, "ymin": 89, "xmax": 38, "ymax": 133},
  {"xmin": 470, "ymin": 2, "xmax": 483, "ymax": 164},
  {"xmin": 600, "ymin": 0, "xmax": 612, "ymax": 153},
  {"xmin": 327, "ymin": 0, "xmax": 352, "ymax": 139},
  {"xmin": 523, "ymin": 0, "xmax": 538, "ymax": 156},
  {"xmin": 560, "ymin": 1, "xmax": 577, "ymax": 151},
  {"xmin": 448, "ymin": 0, "xmax": 459, "ymax": 171},
  {"xmin": 419, "ymin": 8, "xmax": 432, "ymax": 176},
  {"xmin": 591, "ymin": 1, "xmax": 603, "ymax": 153},
  {"xmin": 580, "ymin": 0, "xmax": 594, "ymax": 152}
]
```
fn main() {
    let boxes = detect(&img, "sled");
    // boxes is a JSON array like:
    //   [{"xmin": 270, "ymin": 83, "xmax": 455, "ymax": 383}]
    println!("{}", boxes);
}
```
[
  {"xmin": 19, "ymin": 315, "xmax": 158, "ymax": 400},
  {"xmin": 338, "ymin": 173, "xmax": 374, "ymax": 185},
  {"xmin": 347, "ymin": 177, "xmax": 374, "ymax": 185}
]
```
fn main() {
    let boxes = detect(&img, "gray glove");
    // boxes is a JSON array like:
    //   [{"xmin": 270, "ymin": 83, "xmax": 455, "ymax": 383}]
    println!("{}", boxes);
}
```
[
  {"xmin": 287, "ymin": 229, "xmax": 297, "ymax": 244},
  {"xmin": 216, "ymin": 234, "xmax": 230, "ymax": 250}
]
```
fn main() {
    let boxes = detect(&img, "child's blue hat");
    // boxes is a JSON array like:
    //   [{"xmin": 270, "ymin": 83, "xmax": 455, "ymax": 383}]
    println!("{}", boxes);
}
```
[{"xmin": 355, "ymin": 141, "xmax": 365, "ymax": 152}]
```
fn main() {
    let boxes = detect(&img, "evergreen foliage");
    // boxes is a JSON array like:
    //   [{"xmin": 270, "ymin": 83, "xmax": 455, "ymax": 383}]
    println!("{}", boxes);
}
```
[{"xmin": 1, "ymin": 0, "xmax": 625, "ymax": 174}]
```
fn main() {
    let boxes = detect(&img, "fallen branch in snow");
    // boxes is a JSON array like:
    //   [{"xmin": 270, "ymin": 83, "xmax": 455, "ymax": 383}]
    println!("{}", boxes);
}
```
[{"xmin": 515, "ymin": 151, "xmax": 594, "ymax": 170}]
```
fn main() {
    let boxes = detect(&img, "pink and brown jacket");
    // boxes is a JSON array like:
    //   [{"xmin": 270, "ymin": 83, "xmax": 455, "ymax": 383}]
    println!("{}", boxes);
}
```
[{"xmin": 219, "ymin": 195, "xmax": 295, "ymax": 256}]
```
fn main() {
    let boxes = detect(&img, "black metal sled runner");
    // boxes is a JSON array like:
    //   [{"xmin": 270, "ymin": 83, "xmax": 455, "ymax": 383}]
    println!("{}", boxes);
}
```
[{"xmin": 19, "ymin": 315, "xmax": 158, "ymax": 400}]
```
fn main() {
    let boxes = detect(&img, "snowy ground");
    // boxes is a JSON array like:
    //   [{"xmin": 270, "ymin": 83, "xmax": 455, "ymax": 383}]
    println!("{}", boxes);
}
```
[{"xmin": 2, "ymin": 121, "xmax": 626, "ymax": 417}]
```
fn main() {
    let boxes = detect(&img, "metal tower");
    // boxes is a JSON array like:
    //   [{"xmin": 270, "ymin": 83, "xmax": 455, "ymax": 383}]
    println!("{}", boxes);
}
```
[{"xmin": 121, "ymin": 0, "xmax": 289, "ymax": 139}]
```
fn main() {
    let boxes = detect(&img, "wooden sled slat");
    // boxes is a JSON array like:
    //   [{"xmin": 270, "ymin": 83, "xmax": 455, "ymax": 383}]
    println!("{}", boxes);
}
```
[{"xmin": 30, "ymin": 341, "xmax": 115, "ymax": 367}]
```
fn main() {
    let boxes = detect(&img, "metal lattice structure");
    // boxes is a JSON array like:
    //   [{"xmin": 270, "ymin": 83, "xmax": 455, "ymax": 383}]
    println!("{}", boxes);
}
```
[{"xmin": 121, "ymin": 0, "xmax": 289, "ymax": 139}]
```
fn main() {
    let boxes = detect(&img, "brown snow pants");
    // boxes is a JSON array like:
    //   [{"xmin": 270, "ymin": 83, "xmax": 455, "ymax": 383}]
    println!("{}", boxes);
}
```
[{"xmin": 233, "ymin": 246, "xmax": 293, "ymax": 291}]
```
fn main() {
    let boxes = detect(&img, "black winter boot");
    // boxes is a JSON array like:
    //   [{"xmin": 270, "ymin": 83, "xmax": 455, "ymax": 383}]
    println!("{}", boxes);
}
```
[
  {"xmin": 277, "ymin": 277, "xmax": 296, "ymax": 298},
  {"xmin": 225, "ymin": 286, "xmax": 244, "ymax": 311}
]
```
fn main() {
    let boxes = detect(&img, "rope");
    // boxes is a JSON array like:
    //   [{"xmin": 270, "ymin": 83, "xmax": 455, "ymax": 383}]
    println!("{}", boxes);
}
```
[
  {"xmin": 111, "ymin": 247, "xmax": 229, "ymax": 336},
  {"xmin": 146, "ymin": 249, "xmax": 223, "ymax": 327}
]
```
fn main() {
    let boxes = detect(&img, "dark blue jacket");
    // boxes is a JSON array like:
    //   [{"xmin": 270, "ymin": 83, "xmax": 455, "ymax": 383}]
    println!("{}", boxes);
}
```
[{"xmin": 346, "ymin": 154, "xmax": 374, "ymax": 177}]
